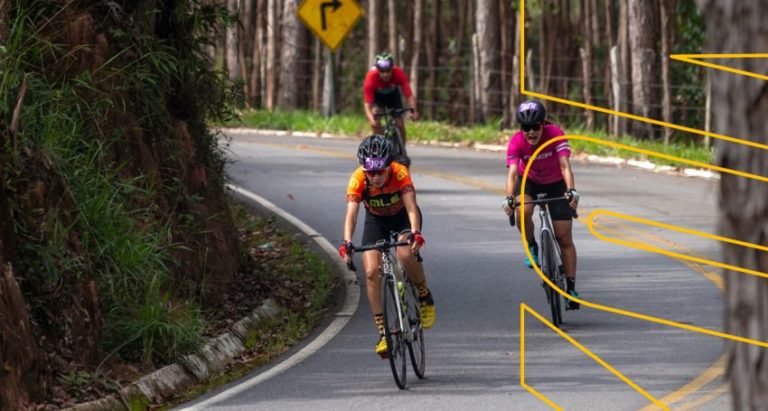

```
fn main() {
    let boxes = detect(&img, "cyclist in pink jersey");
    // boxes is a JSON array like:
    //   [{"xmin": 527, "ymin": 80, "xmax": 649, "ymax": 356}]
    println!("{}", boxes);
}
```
[{"xmin": 502, "ymin": 100, "xmax": 581, "ymax": 310}]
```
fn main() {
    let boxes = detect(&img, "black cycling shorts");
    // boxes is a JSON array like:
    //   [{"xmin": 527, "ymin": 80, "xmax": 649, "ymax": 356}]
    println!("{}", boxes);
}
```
[
  {"xmin": 362, "ymin": 207, "xmax": 422, "ymax": 246},
  {"xmin": 373, "ymin": 86, "xmax": 403, "ymax": 110},
  {"xmin": 514, "ymin": 179, "xmax": 574, "ymax": 221}
]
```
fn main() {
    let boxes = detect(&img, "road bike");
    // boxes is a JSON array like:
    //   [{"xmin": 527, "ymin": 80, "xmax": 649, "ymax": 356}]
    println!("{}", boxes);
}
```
[
  {"xmin": 509, "ymin": 194, "xmax": 576, "ymax": 328},
  {"xmin": 348, "ymin": 231, "xmax": 425, "ymax": 389},
  {"xmin": 374, "ymin": 107, "xmax": 414, "ymax": 167}
]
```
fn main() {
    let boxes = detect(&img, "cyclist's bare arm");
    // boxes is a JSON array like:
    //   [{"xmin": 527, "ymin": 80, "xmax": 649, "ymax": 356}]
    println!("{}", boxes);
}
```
[
  {"xmin": 405, "ymin": 95, "xmax": 419, "ymax": 120},
  {"xmin": 343, "ymin": 200, "xmax": 360, "ymax": 250},
  {"xmin": 401, "ymin": 191, "xmax": 423, "ymax": 252},
  {"xmin": 504, "ymin": 164, "xmax": 519, "ymax": 215},
  {"xmin": 558, "ymin": 156, "xmax": 578, "ymax": 208},
  {"xmin": 364, "ymin": 102, "xmax": 377, "ymax": 127}
]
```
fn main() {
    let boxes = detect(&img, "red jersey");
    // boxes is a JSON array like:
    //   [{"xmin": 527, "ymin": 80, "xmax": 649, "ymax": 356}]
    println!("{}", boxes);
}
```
[
  {"xmin": 363, "ymin": 66, "xmax": 413, "ymax": 104},
  {"xmin": 346, "ymin": 162, "xmax": 414, "ymax": 216}
]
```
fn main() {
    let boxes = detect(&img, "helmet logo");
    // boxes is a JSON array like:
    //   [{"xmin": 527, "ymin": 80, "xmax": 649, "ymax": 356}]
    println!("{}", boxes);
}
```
[
  {"xmin": 519, "ymin": 101, "xmax": 538, "ymax": 112},
  {"xmin": 375, "ymin": 60, "xmax": 392, "ymax": 71},
  {"xmin": 364, "ymin": 157, "xmax": 388, "ymax": 170}
]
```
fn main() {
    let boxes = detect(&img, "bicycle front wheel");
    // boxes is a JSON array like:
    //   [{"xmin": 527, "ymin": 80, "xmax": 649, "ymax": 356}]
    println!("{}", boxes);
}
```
[
  {"xmin": 540, "ymin": 231, "xmax": 562, "ymax": 327},
  {"xmin": 382, "ymin": 276, "xmax": 407, "ymax": 389},
  {"xmin": 404, "ymin": 279, "xmax": 425, "ymax": 379}
]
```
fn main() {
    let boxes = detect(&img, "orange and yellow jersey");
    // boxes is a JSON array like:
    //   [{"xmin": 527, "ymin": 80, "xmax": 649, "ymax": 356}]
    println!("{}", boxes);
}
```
[{"xmin": 346, "ymin": 162, "xmax": 415, "ymax": 216}]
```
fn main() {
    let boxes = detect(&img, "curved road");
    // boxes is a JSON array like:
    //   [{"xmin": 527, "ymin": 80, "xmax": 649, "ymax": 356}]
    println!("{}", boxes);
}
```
[{"xmin": 179, "ymin": 131, "xmax": 727, "ymax": 410}]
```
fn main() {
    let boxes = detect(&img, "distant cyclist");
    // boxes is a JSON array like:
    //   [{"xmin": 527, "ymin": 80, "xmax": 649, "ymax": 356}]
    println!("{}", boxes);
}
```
[
  {"xmin": 501, "ymin": 100, "xmax": 581, "ymax": 310},
  {"xmin": 363, "ymin": 51, "xmax": 419, "ymax": 165},
  {"xmin": 339, "ymin": 134, "xmax": 435, "ymax": 357}
]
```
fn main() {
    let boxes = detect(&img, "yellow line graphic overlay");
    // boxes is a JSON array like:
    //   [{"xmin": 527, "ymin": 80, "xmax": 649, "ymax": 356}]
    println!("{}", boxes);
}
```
[
  {"xmin": 670, "ymin": 54, "xmax": 768, "ymax": 82},
  {"xmin": 587, "ymin": 210, "xmax": 768, "ymax": 278},
  {"xmin": 520, "ymin": 303, "xmax": 669, "ymax": 410}
]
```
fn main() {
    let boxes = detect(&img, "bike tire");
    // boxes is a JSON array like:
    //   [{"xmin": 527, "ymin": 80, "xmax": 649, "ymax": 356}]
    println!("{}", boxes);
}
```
[
  {"xmin": 540, "ymin": 231, "xmax": 562, "ymax": 327},
  {"xmin": 382, "ymin": 276, "xmax": 407, "ymax": 389},
  {"xmin": 391, "ymin": 127, "xmax": 410, "ymax": 167},
  {"xmin": 404, "ymin": 279, "xmax": 426, "ymax": 379}
]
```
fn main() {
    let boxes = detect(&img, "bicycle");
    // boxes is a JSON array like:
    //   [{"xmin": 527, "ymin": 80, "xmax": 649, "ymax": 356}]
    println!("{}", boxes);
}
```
[
  {"xmin": 347, "ymin": 231, "xmax": 425, "ymax": 389},
  {"xmin": 509, "ymin": 194, "xmax": 577, "ymax": 328},
  {"xmin": 374, "ymin": 107, "xmax": 414, "ymax": 167}
]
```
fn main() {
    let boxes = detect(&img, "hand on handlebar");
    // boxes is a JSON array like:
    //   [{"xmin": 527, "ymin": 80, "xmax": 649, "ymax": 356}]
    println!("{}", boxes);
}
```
[
  {"xmin": 566, "ymin": 189, "xmax": 580, "ymax": 209},
  {"xmin": 409, "ymin": 230, "xmax": 425, "ymax": 253},
  {"xmin": 409, "ymin": 110, "xmax": 419, "ymax": 121},
  {"xmin": 338, "ymin": 241, "xmax": 355, "ymax": 270},
  {"xmin": 502, "ymin": 196, "xmax": 515, "ymax": 216}
]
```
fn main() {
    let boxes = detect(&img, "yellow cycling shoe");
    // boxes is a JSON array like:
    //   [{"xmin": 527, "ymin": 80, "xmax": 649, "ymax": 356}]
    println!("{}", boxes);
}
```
[
  {"xmin": 420, "ymin": 302, "xmax": 436, "ymax": 329},
  {"xmin": 375, "ymin": 335, "xmax": 388, "ymax": 358}
]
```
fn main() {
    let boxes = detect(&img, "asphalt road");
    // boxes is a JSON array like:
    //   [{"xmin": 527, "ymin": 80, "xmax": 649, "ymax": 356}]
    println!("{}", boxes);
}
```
[{"xmin": 178, "ymin": 131, "xmax": 728, "ymax": 410}]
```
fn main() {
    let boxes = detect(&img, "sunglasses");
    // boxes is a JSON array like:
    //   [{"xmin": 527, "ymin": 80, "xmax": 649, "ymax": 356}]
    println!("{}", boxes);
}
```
[
  {"xmin": 364, "ymin": 169, "xmax": 387, "ymax": 176},
  {"xmin": 521, "ymin": 123, "xmax": 542, "ymax": 132}
]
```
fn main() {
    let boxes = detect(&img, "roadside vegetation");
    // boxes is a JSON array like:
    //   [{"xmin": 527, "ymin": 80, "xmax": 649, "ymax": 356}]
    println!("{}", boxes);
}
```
[{"xmin": 226, "ymin": 109, "xmax": 714, "ymax": 167}]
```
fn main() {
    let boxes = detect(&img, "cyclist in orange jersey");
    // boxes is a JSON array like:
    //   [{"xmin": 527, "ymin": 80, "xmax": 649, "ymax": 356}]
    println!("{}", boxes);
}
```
[{"xmin": 339, "ymin": 134, "xmax": 435, "ymax": 357}]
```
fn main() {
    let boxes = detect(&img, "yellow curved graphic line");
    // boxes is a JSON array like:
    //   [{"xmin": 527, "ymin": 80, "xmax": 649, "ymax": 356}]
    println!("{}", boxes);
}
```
[
  {"xmin": 670, "ymin": 54, "xmax": 768, "ymax": 82},
  {"xmin": 521, "ymin": 303, "xmax": 669, "ymax": 410}
]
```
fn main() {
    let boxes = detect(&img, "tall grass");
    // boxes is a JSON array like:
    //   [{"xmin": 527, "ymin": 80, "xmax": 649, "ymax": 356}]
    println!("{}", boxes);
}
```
[{"xmin": 2, "ymin": 2, "xmax": 216, "ymax": 366}]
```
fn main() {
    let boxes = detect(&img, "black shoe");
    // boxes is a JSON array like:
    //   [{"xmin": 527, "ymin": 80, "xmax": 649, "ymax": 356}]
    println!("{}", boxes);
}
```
[{"xmin": 565, "ymin": 289, "xmax": 580, "ymax": 310}]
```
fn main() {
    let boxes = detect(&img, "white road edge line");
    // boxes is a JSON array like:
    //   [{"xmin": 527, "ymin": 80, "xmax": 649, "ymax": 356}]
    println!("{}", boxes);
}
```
[{"xmin": 176, "ymin": 184, "xmax": 359, "ymax": 410}]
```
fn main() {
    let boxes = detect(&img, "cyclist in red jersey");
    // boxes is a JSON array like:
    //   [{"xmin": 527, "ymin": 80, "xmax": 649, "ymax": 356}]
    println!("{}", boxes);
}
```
[
  {"xmin": 339, "ymin": 135, "xmax": 435, "ymax": 357},
  {"xmin": 502, "ymin": 100, "xmax": 582, "ymax": 310},
  {"xmin": 363, "ymin": 52, "xmax": 419, "ymax": 155}
]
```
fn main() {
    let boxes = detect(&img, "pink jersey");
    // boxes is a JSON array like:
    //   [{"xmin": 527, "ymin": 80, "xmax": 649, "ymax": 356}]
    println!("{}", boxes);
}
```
[{"xmin": 506, "ymin": 124, "xmax": 571, "ymax": 184}]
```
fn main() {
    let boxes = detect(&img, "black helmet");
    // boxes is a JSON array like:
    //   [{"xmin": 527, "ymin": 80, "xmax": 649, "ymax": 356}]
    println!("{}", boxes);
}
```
[
  {"xmin": 357, "ymin": 134, "xmax": 393, "ymax": 171},
  {"xmin": 516, "ymin": 100, "xmax": 547, "ymax": 125},
  {"xmin": 374, "ymin": 51, "xmax": 394, "ymax": 71}
]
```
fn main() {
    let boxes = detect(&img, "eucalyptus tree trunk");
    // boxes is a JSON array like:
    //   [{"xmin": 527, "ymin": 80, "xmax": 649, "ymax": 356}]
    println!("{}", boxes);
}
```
[
  {"xmin": 659, "ymin": 0, "xmax": 676, "ymax": 144},
  {"xmin": 387, "ymin": 0, "xmax": 397, "ymax": 61},
  {"xmin": 265, "ymin": 0, "xmax": 280, "ymax": 110},
  {"xmin": 367, "ymin": 0, "xmax": 380, "ymax": 65},
  {"xmin": 225, "ymin": 0, "xmax": 242, "ymax": 82},
  {"xmin": 696, "ymin": 0, "xmax": 768, "ymax": 409},
  {"xmin": 278, "ymin": 0, "xmax": 308, "ymax": 109},
  {"xmin": 475, "ymin": 0, "xmax": 501, "ymax": 123},
  {"xmin": 425, "ymin": 0, "xmax": 440, "ymax": 119},
  {"xmin": 409, "ymin": 0, "xmax": 422, "ymax": 101},
  {"xmin": 580, "ymin": 0, "xmax": 594, "ymax": 131},
  {"xmin": 628, "ymin": 0, "xmax": 656, "ymax": 138},
  {"xmin": 448, "ymin": 0, "xmax": 470, "ymax": 124},
  {"xmin": 617, "ymin": 0, "xmax": 630, "ymax": 135},
  {"xmin": 249, "ymin": 0, "xmax": 265, "ymax": 108}
]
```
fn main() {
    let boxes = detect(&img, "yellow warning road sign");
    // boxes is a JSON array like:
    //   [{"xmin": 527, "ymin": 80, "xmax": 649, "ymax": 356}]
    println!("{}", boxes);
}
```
[{"xmin": 298, "ymin": 0, "xmax": 364, "ymax": 51}]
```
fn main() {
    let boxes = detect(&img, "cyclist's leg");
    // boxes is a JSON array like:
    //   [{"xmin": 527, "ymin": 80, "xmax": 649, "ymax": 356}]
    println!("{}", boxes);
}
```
[
  {"xmin": 392, "ymin": 208, "xmax": 435, "ymax": 328},
  {"xmin": 362, "ymin": 213, "xmax": 390, "ymax": 352},
  {"xmin": 549, "ymin": 182, "xmax": 578, "ymax": 308},
  {"xmin": 514, "ymin": 181, "xmax": 539, "ymax": 268}
]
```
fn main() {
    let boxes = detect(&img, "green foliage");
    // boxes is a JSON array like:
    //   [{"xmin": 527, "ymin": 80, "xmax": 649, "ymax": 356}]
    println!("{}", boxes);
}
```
[
  {"xmin": 1, "ymin": 0, "xmax": 241, "ymax": 368},
  {"xmin": 231, "ymin": 109, "xmax": 714, "ymax": 166}
]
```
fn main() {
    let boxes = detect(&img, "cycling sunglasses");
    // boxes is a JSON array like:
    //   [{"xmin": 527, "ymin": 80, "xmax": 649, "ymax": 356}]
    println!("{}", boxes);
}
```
[
  {"xmin": 521, "ymin": 123, "xmax": 542, "ymax": 132},
  {"xmin": 364, "ymin": 169, "xmax": 387, "ymax": 176}
]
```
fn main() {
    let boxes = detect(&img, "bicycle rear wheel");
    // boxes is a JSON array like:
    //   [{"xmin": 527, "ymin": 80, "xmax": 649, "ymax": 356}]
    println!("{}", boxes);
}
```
[
  {"xmin": 404, "ymin": 279, "xmax": 425, "ymax": 379},
  {"xmin": 540, "ymin": 231, "xmax": 562, "ymax": 327},
  {"xmin": 382, "ymin": 276, "xmax": 407, "ymax": 389}
]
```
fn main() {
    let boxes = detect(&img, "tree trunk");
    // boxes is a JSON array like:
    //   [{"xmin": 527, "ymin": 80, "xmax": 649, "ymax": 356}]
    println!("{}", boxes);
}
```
[
  {"xmin": 0, "ymin": 263, "xmax": 51, "ymax": 410},
  {"xmin": 312, "ymin": 37, "xmax": 322, "ymax": 110},
  {"xmin": 628, "ymin": 0, "xmax": 656, "ymax": 138},
  {"xmin": 387, "ymin": 0, "xmax": 397, "ymax": 60},
  {"xmin": 660, "ymin": 0, "xmax": 675, "ymax": 144},
  {"xmin": 265, "ymin": 0, "xmax": 280, "ymax": 110},
  {"xmin": 697, "ymin": 0, "xmax": 768, "ymax": 409},
  {"xmin": 278, "ymin": 0, "xmax": 308, "ymax": 109},
  {"xmin": 475, "ymin": 0, "xmax": 501, "ymax": 123},
  {"xmin": 509, "ymin": 10, "xmax": 521, "ymax": 126},
  {"xmin": 618, "ymin": 0, "xmax": 630, "ymax": 135},
  {"xmin": 499, "ymin": 0, "xmax": 516, "ymax": 128},
  {"xmin": 425, "ymin": 0, "xmax": 440, "ymax": 120},
  {"xmin": 580, "ymin": 0, "xmax": 594, "ymax": 131},
  {"xmin": 367, "ymin": 0, "xmax": 380, "ymax": 65},
  {"xmin": 449, "ymin": 0, "xmax": 470, "ymax": 124},
  {"xmin": 409, "ymin": 0, "xmax": 422, "ymax": 103},
  {"xmin": 249, "ymin": 0, "xmax": 265, "ymax": 108},
  {"xmin": 610, "ymin": 46, "xmax": 625, "ymax": 137},
  {"xmin": 225, "ymin": 0, "xmax": 242, "ymax": 82}
]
